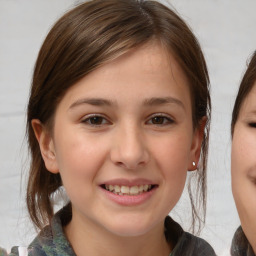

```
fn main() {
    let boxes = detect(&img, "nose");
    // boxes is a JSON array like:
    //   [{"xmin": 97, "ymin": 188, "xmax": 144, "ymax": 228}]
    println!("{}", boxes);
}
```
[{"xmin": 110, "ymin": 124, "xmax": 149, "ymax": 170}]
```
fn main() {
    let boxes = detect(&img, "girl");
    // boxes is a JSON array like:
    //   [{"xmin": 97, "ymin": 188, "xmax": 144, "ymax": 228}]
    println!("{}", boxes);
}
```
[
  {"xmin": 231, "ymin": 51, "xmax": 256, "ymax": 256},
  {"xmin": 10, "ymin": 0, "xmax": 215, "ymax": 255}
]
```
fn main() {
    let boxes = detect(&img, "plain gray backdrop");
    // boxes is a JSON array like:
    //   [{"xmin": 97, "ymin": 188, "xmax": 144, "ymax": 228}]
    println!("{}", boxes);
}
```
[{"xmin": 1, "ymin": 0, "xmax": 256, "ymax": 255}]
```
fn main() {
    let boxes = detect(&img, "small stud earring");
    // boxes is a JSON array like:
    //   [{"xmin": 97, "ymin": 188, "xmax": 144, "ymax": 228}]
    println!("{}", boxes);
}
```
[{"xmin": 192, "ymin": 161, "xmax": 196, "ymax": 167}]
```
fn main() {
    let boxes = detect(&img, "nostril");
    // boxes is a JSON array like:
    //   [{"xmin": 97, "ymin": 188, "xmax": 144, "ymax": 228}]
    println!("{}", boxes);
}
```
[
  {"xmin": 115, "ymin": 161, "xmax": 140, "ymax": 170},
  {"xmin": 116, "ymin": 162, "xmax": 124, "ymax": 167}
]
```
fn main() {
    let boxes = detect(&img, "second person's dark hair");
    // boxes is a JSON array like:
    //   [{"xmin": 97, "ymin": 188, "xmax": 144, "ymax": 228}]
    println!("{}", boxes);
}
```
[{"xmin": 231, "ymin": 51, "xmax": 256, "ymax": 135}]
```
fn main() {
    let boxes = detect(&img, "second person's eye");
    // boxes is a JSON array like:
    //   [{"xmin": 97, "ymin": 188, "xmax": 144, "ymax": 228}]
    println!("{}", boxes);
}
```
[{"xmin": 249, "ymin": 122, "xmax": 256, "ymax": 128}]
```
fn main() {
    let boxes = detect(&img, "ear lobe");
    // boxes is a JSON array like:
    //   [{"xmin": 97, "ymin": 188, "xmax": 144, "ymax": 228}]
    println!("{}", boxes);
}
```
[
  {"xmin": 188, "ymin": 117, "xmax": 207, "ymax": 171},
  {"xmin": 31, "ymin": 119, "xmax": 59, "ymax": 174}
]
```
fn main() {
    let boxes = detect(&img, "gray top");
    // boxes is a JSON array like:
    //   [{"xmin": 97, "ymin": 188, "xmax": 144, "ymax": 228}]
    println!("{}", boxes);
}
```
[{"xmin": 231, "ymin": 226, "xmax": 255, "ymax": 256}]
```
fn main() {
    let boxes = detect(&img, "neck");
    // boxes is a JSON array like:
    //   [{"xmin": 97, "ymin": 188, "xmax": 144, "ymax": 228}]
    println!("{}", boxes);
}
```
[{"xmin": 64, "ymin": 214, "xmax": 172, "ymax": 256}]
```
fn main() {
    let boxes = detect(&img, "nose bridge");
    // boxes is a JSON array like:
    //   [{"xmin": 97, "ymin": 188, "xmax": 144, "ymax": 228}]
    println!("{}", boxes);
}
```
[{"xmin": 111, "ymin": 121, "xmax": 149, "ymax": 169}]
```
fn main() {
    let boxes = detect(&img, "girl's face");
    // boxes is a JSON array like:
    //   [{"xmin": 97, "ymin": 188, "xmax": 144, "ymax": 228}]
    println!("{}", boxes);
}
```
[
  {"xmin": 35, "ymin": 42, "xmax": 203, "ymax": 238},
  {"xmin": 232, "ymin": 83, "xmax": 256, "ymax": 251}
]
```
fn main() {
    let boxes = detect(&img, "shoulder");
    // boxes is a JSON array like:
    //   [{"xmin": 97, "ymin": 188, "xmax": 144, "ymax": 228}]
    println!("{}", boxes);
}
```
[
  {"xmin": 10, "ymin": 205, "xmax": 75, "ymax": 256},
  {"xmin": 165, "ymin": 216, "xmax": 215, "ymax": 256},
  {"xmin": 231, "ymin": 226, "xmax": 255, "ymax": 256},
  {"xmin": 9, "ymin": 227, "xmax": 52, "ymax": 256},
  {"xmin": 172, "ymin": 232, "xmax": 216, "ymax": 256}
]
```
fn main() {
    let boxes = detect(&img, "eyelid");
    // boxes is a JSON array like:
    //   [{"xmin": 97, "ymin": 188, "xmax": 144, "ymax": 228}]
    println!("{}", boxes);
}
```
[
  {"xmin": 247, "ymin": 174, "xmax": 256, "ymax": 185},
  {"xmin": 81, "ymin": 113, "xmax": 111, "ymax": 126},
  {"xmin": 248, "ymin": 122, "xmax": 256, "ymax": 128},
  {"xmin": 146, "ymin": 113, "xmax": 175, "ymax": 125}
]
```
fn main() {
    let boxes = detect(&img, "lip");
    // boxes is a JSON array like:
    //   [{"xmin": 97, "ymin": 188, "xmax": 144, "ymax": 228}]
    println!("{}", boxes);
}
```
[
  {"xmin": 99, "ymin": 178, "xmax": 158, "ymax": 206},
  {"xmin": 100, "ymin": 186, "xmax": 157, "ymax": 206},
  {"xmin": 102, "ymin": 178, "xmax": 156, "ymax": 186}
]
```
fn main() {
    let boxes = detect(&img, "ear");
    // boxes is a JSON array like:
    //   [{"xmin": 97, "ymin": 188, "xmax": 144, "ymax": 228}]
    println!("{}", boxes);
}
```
[
  {"xmin": 188, "ymin": 117, "xmax": 207, "ymax": 171},
  {"xmin": 31, "ymin": 119, "xmax": 59, "ymax": 174}
]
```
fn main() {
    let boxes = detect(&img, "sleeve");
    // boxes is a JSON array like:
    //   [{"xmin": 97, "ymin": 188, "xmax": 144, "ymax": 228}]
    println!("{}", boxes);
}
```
[
  {"xmin": 172, "ymin": 232, "xmax": 216, "ymax": 256},
  {"xmin": 186, "ymin": 233, "xmax": 216, "ymax": 256},
  {"xmin": 231, "ymin": 226, "xmax": 255, "ymax": 256}
]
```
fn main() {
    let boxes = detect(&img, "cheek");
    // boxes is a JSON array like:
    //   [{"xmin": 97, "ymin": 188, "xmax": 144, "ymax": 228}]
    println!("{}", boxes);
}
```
[
  {"xmin": 231, "ymin": 134, "xmax": 248, "ymax": 198},
  {"xmin": 151, "ymin": 133, "xmax": 191, "ymax": 177},
  {"xmin": 54, "ymin": 129, "xmax": 109, "ymax": 180},
  {"xmin": 232, "ymin": 131, "xmax": 256, "ymax": 229},
  {"xmin": 232, "ymin": 131, "xmax": 256, "ymax": 179}
]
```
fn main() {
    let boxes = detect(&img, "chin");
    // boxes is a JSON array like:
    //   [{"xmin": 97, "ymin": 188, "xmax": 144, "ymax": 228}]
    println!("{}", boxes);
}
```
[
  {"xmin": 109, "ymin": 226, "xmax": 152, "ymax": 237},
  {"xmin": 104, "ymin": 216, "xmax": 160, "ymax": 238}
]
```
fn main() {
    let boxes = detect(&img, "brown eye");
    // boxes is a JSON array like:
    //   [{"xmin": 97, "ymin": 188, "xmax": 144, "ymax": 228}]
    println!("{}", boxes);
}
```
[
  {"xmin": 89, "ymin": 116, "xmax": 103, "ymax": 125},
  {"xmin": 82, "ymin": 115, "xmax": 109, "ymax": 126},
  {"xmin": 249, "ymin": 123, "xmax": 256, "ymax": 128},
  {"xmin": 152, "ymin": 116, "xmax": 165, "ymax": 124},
  {"xmin": 147, "ymin": 115, "xmax": 174, "ymax": 125}
]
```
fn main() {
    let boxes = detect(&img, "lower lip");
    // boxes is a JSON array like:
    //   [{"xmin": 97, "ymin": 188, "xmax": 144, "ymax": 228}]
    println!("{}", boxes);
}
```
[{"xmin": 100, "ymin": 187, "xmax": 157, "ymax": 206}]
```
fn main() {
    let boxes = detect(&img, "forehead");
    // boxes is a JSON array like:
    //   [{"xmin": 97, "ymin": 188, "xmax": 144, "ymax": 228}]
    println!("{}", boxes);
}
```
[
  {"xmin": 239, "ymin": 82, "xmax": 256, "ymax": 114},
  {"xmin": 56, "ymin": 41, "xmax": 192, "ymax": 116},
  {"xmin": 111, "ymin": 42, "xmax": 174, "ymax": 73},
  {"xmin": 68, "ymin": 42, "xmax": 190, "ymax": 96}
]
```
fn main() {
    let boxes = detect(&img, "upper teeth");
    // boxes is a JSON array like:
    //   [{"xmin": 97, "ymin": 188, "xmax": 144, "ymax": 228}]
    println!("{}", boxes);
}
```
[{"xmin": 105, "ymin": 184, "xmax": 152, "ymax": 195}]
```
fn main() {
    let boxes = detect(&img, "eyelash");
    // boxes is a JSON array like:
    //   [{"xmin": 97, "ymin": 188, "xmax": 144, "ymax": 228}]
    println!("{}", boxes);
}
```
[
  {"xmin": 146, "ymin": 114, "xmax": 174, "ymax": 126},
  {"xmin": 81, "ymin": 114, "xmax": 110, "ymax": 126},
  {"xmin": 249, "ymin": 122, "xmax": 256, "ymax": 128},
  {"xmin": 81, "ymin": 113, "xmax": 174, "ymax": 127}
]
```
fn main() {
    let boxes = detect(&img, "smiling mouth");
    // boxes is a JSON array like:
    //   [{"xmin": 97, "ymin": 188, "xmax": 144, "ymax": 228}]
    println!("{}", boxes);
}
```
[{"xmin": 101, "ymin": 184, "xmax": 157, "ymax": 196}]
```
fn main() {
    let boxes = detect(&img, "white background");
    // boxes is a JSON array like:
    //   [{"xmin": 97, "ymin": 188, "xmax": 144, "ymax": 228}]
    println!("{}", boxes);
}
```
[{"xmin": 1, "ymin": 0, "xmax": 256, "ymax": 255}]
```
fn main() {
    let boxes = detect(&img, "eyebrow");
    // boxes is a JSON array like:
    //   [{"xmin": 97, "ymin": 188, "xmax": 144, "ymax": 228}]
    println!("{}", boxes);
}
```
[
  {"xmin": 249, "ymin": 110, "xmax": 256, "ymax": 115},
  {"xmin": 69, "ymin": 98, "xmax": 115, "ymax": 109},
  {"xmin": 143, "ymin": 97, "xmax": 185, "ymax": 109},
  {"xmin": 243, "ymin": 109, "xmax": 256, "ymax": 118},
  {"xmin": 69, "ymin": 96, "xmax": 184, "ymax": 109}
]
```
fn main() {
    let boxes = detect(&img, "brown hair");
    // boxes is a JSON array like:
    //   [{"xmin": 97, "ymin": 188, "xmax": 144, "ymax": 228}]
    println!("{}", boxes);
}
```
[
  {"xmin": 26, "ymin": 0, "xmax": 211, "ymax": 233},
  {"xmin": 231, "ymin": 51, "xmax": 256, "ymax": 135}
]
